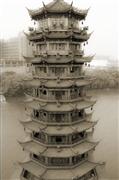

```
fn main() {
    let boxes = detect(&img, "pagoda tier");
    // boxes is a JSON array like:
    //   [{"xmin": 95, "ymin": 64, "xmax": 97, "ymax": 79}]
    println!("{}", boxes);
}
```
[
  {"xmin": 20, "ymin": 161, "xmax": 98, "ymax": 180},
  {"xmin": 24, "ymin": 78, "xmax": 93, "ymax": 102},
  {"xmin": 27, "ymin": 0, "xmax": 88, "ymax": 20},
  {"xmin": 18, "ymin": 140, "xmax": 98, "ymax": 168},
  {"xmin": 19, "ymin": 140, "xmax": 98, "ymax": 157},
  {"xmin": 25, "ymin": 102, "xmax": 93, "ymax": 124},
  {"xmin": 23, "ymin": 55, "xmax": 94, "ymax": 64},
  {"xmin": 20, "ymin": 0, "xmax": 100, "ymax": 179}
]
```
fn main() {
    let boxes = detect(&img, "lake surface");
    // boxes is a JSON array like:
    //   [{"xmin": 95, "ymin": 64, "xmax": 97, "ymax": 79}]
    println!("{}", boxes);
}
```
[{"xmin": 0, "ymin": 89, "xmax": 119, "ymax": 180}]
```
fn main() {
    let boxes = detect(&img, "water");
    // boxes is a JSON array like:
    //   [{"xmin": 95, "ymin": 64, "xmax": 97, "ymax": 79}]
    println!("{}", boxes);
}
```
[{"xmin": 0, "ymin": 89, "xmax": 119, "ymax": 180}]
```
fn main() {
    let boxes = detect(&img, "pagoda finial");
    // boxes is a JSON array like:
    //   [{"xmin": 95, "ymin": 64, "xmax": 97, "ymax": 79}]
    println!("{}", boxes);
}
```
[
  {"xmin": 25, "ymin": 7, "xmax": 33, "ymax": 16},
  {"xmin": 71, "ymin": 1, "xmax": 73, "ymax": 7},
  {"xmin": 54, "ymin": 0, "xmax": 63, "ymax": 1},
  {"xmin": 42, "ymin": 1, "xmax": 46, "ymax": 9}
]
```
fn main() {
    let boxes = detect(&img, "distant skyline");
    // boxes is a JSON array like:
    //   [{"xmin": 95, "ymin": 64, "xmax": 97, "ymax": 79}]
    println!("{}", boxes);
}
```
[{"xmin": 0, "ymin": 0, "xmax": 118, "ymax": 59}]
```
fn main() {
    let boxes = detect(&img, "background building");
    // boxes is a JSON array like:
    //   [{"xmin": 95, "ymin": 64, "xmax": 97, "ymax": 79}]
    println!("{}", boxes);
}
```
[{"xmin": 0, "ymin": 33, "xmax": 33, "ymax": 66}]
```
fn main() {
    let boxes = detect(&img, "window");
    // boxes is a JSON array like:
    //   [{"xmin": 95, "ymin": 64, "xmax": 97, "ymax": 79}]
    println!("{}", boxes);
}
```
[
  {"xmin": 81, "ymin": 153, "xmax": 85, "ymax": 158},
  {"xmin": 52, "ymin": 20, "xmax": 57, "ymax": 28},
  {"xmin": 23, "ymin": 170, "xmax": 30, "ymax": 178},
  {"xmin": 34, "ymin": 109, "xmax": 39, "ymax": 118},
  {"xmin": 34, "ymin": 88, "xmax": 39, "ymax": 97},
  {"xmin": 79, "ymin": 91, "xmax": 81, "ymax": 96},
  {"xmin": 55, "ymin": 114, "xmax": 65, "ymax": 122},
  {"xmin": 90, "ymin": 170, "xmax": 95, "ymax": 177},
  {"xmin": 42, "ymin": 89, "xmax": 47, "ymax": 95},
  {"xmin": 39, "ymin": 67, "xmax": 46, "ymax": 73},
  {"xmin": 50, "ymin": 44, "xmax": 55, "ymax": 50},
  {"xmin": 79, "ymin": 132, "xmax": 85, "ymax": 138},
  {"xmin": 78, "ymin": 111, "xmax": 82, "ymax": 117},
  {"xmin": 72, "ymin": 134, "xmax": 79, "ymax": 142},
  {"xmin": 55, "ymin": 91, "xmax": 65, "ymax": 100},
  {"xmin": 33, "ymin": 154, "xmax": 45, "ymax": 164},
  {"xmin": 52, "ymin": 91, "xmax": 55, "ymax": 95},
  {"xmin": 72, "ymin": 132, "xmax": 85, "ymax": 143},
  {"xmin": 79, "ymin": 110, "xmax": 83, "ymax": 117},
  {"xmin": 70, "ymin": 67, "xmax": 78, "ymax": 73},
  {"xmin": 74, "ymin": 45, "xmax": 77, "ymax": 50},
  {"xmin": 44, "ymin": 112, "xmax": 47, "ymax": 117},
  {"xmin": 56, "ymin": 136, "xmax": 62, "ymax": 143},
  {"xmin": 49, "ymin": 157, "xmax": 69, "ymax": 166},
  {"xmin": 72, "ymin": 154, "xmax": 84, "ymax": 164},
  {"xmin": 33, "ymin": 154, "xmax": 38, "ymax": 159},
  {"xmin": 33, "ymin": 132, "xmax": 39, "ymax": 138},
  {"xmin": 50, "ymin": 44, "xmax": 66, "ymax": 51},
  {"xmin": 41, "ymin": 19, "xmax": 48, "ymax": 29},
  {"xmin": 50, "ymin": 136, "xmax": 66, "ymax": 144},
  {"xmin": 33, "ymin": 132, "xmax": 45, "ymax": 142}
]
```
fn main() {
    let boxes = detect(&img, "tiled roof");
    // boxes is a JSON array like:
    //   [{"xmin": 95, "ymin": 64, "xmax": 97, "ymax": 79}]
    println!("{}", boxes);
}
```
[
  {"xmin": 19, "ymin": 160, "xmax": 45, "ymax": 178},
  {"xmin": 27, "ymin": 0, "xmax": 88, "ymax": 20},
  {"xmin": 24, "ymin": 79, "xmax": 92, "ymax": 88},
  {"xmin": 28, "ymin": 31, "xmax": 91, "ymax": 42},
  {"xmin": 20, "ymin": 120, "xmax": 97, "ymax": 135},
  {"xmin": 19, "ymin": 160, "xmax": 98, "ymax": 179},
  {"xmin": 26, "ymin": 100, "xmax": 96, "ymax": 112},
  {"xmin": 19, "ymin": 140, "xmax": 98, "ymax": 157},
  {"xmin": 23, "ymin": 55, "xmax": 94, "ymax": 64}
]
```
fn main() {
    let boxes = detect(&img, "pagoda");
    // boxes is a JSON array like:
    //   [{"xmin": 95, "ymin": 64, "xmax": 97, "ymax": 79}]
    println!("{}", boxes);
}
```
[{"xmin": 19, "ymin": 0, "xmax": 100, "ymax": 179}]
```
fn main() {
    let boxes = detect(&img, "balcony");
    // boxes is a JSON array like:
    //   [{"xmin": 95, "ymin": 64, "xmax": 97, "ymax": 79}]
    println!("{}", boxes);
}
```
[
  {"xmin": 33, "ymin": 49, "xmax": 84, "ymax": 57},
  {"xmin": 32, "ymin": 132, "xmax": 87, "ymax": 146},
  {"xmin": 30, "ymin": 109, "xmax": 90, "ymax": 126},
  {"xmin": 32, "ymin": 153, "xmax": 87, "ymax": 167}
]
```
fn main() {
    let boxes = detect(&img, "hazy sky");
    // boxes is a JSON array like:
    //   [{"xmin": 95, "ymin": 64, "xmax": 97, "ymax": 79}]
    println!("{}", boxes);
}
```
[{"xmin": 0, "ymin": 0, "xmax": 118, "ymax": 59}]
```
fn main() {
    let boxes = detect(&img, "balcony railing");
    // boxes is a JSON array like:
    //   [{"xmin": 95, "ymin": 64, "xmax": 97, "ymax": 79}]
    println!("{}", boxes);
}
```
[
  {"xmin": 33, "ymin": 49, "xmax": 84, "ymax": 56},
  {"xmin": 32, "ymin": 154, "xmax": 87, "ymax": 167},
  {"xmin": 32, "ymin": 133, "xmax": 87, "ymax": 146},
  {"xmin": 31, "ymin": 112, "xmax": 87, "ymax": 125}
]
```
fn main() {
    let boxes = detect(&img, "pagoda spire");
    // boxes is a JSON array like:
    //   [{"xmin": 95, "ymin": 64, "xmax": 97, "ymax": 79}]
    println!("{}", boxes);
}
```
[{"xmin": 42, "ymin": 1, "xmax": 46, "ymax": 9}]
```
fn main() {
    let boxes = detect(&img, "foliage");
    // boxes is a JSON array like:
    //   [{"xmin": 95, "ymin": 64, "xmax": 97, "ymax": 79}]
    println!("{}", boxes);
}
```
[
  {"xmin": 0, "ymin": 71, "xmax": 24, "ymax": 96},
  {"xmin": 86, "ymin": 66, "xmax": 119, "ymax": 89}
]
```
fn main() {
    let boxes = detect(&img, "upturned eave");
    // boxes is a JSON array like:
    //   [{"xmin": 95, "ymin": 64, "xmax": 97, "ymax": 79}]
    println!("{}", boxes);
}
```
[
  {"xmin": 28, "ymin": 31, "xmax": 91, "ymax": 42},
  {"xmin": 23, "ymin": 78, "xmax": 93, "ymax": 89},
  {"xmin": 19, "ymin": 140, "xmax": 98, "ymax": 157},
  {"xmin": 20, "ymin": 120, "xmax": 97, "ymax": 135},
  {"xmin": 25, "ymin": 99, "xmax": 96, "ymax": 112},
  {"xmin": 27, "ymin": 0, "xmax": 89, "ymax": 20},
  {"xmin": 19, "ymin": 160, "xmax": 98, "ymax": 179}
]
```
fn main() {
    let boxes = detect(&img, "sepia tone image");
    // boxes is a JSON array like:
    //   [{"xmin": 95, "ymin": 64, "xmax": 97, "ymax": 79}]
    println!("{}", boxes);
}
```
[{"xmin": 0, "ymin": 0, "xmax": 119, "ymax": 180}]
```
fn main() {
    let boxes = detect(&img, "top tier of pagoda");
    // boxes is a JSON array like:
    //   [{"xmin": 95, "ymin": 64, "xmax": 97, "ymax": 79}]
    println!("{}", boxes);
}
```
[
  {"xmin": 24, "ymin": 0, "xmax": 93, "ymax": 66},
  {"xmin": 27, "ymin": 0, "xmax": 89, "ymax": 20}
]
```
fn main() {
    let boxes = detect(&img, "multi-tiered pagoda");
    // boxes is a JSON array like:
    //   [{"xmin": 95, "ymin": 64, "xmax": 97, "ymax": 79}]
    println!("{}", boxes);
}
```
[{"xmin": 19, "ymin": 0, "xmax": 99, "ymax": 179}]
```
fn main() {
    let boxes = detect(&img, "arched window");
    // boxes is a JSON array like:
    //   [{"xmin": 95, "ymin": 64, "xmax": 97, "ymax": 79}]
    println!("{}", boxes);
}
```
[{"xmin": 42, "ymin": 89, "xmax": 47, "ymax": 95}]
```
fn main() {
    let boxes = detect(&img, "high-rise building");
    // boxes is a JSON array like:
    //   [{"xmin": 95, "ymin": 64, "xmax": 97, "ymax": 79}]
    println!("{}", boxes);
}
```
[
  {"xmin": 19, "ymin": 0, "xmax": 100, "ymax": 179},
  {"xmin": 0, "ymin": 33, "xmax": 33, "ymax": 65},
  {"xmin": 0, "ymin": 37, "xmax": 20, "ymax": 64}
]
